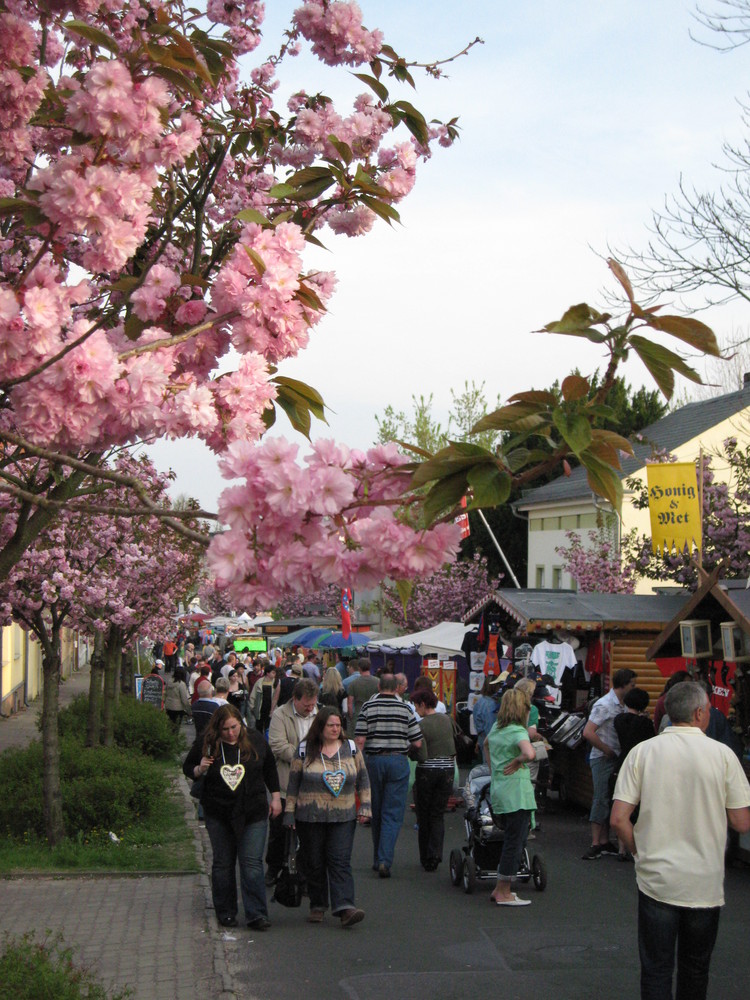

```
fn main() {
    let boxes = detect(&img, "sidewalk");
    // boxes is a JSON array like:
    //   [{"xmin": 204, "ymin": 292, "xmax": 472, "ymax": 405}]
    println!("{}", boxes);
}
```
[{"xmin": 0, "ymin": 667, "xmax": 239, "ymax": 1000}]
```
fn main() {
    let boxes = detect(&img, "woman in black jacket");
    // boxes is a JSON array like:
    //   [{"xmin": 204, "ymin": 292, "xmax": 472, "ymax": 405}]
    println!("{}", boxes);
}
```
[{"xmin": 184, "ymin": 704, "xmax": 281, "ymax": 930}]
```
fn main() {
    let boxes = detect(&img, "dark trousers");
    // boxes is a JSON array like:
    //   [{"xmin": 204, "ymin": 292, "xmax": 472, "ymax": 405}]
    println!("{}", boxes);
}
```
[
  {"xmin": 204, "ymin": 815, "xmax": 268, "ymax": 922},
  {"xmin": 496, "ymin": 809, "xmax": 530, "ymax": 881},
  {"xmin": 296, "ymin": 820, "xmax": 357, "ymax": 914},
  {"xmin": 413, "ymin": 766, "xmax": 453, "ymax": 866},
  {"xmin": 265, "ymin": 797, "xmax": 286, "ymax": 872},
  {"xmin": 638, "ymin": 890, "xmax": 720, "ymax": 1000}
]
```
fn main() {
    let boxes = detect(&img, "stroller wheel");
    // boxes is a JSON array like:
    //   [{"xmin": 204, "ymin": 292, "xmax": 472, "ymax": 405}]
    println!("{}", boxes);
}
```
[
  {"xmin": 449, "ymin": 849, "xmax": 463, "ymax": 887},
  {"xmin": 462, "ymin": 857, "xmax": 476, "ymax": 894},
  {"xmin": 531, "ymin": 854, "xmax": 547, "ymax": 891}
]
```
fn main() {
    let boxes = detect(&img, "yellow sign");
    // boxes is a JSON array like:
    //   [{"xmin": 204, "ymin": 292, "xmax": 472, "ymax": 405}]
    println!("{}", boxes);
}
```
[{"xmin": 646, "ymin": 462, "xmax": 701, "ymax": 555}]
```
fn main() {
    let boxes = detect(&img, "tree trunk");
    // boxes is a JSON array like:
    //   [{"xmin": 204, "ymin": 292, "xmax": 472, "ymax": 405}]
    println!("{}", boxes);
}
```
[
  {"xmin": 120, "ymin": 647, "xmax": 135, "ymax": 695},
  {"xmin": 102, "ymin": 627, "xmax": 121, "ymax": 747},
  {"xmin": 86, "ymin": 631, "xmax": 105, "ymax": 747},
  {"xmin": 41, "ymin": 626, "xmax": 65, "ymax": 846}
]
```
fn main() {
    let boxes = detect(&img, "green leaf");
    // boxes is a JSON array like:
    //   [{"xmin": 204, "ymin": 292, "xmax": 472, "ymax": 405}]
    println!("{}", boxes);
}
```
[
  {"xmin": 262, "ymin": 406, "xmax": 276, "ymax": 431},
  {"xmin": 579, "ymin": 452, "xmax": 623, "ymax": 510},
  {"xmin": 235, "ymin": 208, "xmax": 269, "ymax": 225},
  {"xmin": 288, "ymin": 166, "xmax": 334, "ymax": 186},
  {"xmin": 551, "ymin": 410, "xmax": 593, "ymax": 456},
  {"xmin": 124, "ymin": 313, "xmax": 147, "ymax": 341},
  {"xmin": 244, "ymin": 247, "xmax": 266, "ymax": 275},
  {"xmin": 395, "ymin": 579, "xmax": 414, "ymax": 616},
  {"xmin": 295, "ymin": 176, "xmax": 336, "ymax": 201},
  {"xmin": 0, "ymin": 197, "xmax": 34, "ymax": 217},
  {"xmin": 423, "ymin": 471, "xmax": 469, "ymax": 524},
  {"xmin": 180, "ymin": 273, "xmax": 209, "ymax": 289},
  {"xmin": 472, "ymin": 403, "xmax": 549, "ymax": 434},
  {"xmin": 629, "ymin": 335, "xmax": 702, "ymax": 399},
  {"xmin": 326, "ymin": 135, "xmax": 353, "ymax": 166},
  {"xmin": 268, "ymin": 183, "xmax": 296, "ymax": 199},
  {"xmin": 560, "ymin": 374, "xmax": 590, "ymax": 402},
  {"xmin": 151, "ymin": 65, "xmax": 206, "ymax": 100},
  {"xmin": 360, "ymin": 195, "xmax": 400, "ymax": 225},
  {"xmin": 275, "ymin": 393, "xmax": 312, "ymax": 438},
  {"xmin": 507, "ymin": 390, "xmax": 557, "ymax": 407},
  {"xmin": 109, "ymin": 276, "xmax": 140, "ymax": 293},
  {"xmin": 412, "ymin": 455, "xmax": 490, "ymax": 488},
  {"xmin": 295, "ymin": 282, "xmax": 325, "ymax": 312},
  {"xmin": 643, "ymin": 314, "xmax": 720, "ymax": 358},
  {"xmin": 466, "ymin": 465, "xmax": 511, "ymax": 508},
  {"xmin": 589, "ymin": 428, "xmax": 634, "ymax": 457},
  {"xmin": 273, "ymin": 376, "xmax": 327, "ymax": 420},
  {"xmin": 353, "ymin": 73, "xmax": 389, "ymax": 102},
  {"xmin": 63, "ymin": 20, "xmax": 119, "ymax": 53}
]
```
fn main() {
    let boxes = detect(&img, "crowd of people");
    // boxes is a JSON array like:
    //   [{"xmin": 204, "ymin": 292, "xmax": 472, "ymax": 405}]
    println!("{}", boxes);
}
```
[
  {"xmin": 171, "ymin": 643, "xmax": 462, "ymax": 932},
  {"xmin": 149, "ymin": 634, "xmax": 750, "ymax": 999}
]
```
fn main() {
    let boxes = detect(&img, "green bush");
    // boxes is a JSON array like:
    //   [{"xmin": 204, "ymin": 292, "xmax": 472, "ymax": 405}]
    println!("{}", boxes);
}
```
[
  {"xmin": 0, "ymin": 737, "xmax": 168, "ymax": 840},
  {"xmin": 55, "ymin": 695, "xmax": 181, "ymax": 760},
  {"xmin": 0, "ymin": 932, "xmax": 131, "ymax": 1000}
]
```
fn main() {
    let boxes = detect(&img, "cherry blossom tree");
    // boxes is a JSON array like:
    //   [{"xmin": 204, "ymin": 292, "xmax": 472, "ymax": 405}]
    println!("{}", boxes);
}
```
[
  {"xmin": 0, "ymin": 0, "xmax": 472, "ymax": 591},
  {"xmin": 0, "ymin": 453, "xmax": 205, "ymax": 840},
  {"xmin": 555, "ymin": 527, "xmax": 639, "ymax": 594},
  {"xmin": 0, "ymin": 1, "xmax": 723, "ymax": 618},
  {"xmin": 380, "ymin": 552, "xmax": 499, "ymax": 633},
  {"xmin": 275, "ymin": 583, "xmax": 342, "ymax": 619}
]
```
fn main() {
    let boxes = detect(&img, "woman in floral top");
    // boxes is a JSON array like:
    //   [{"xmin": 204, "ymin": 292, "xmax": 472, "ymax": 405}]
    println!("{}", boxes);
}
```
[{"xmin": 284, "ymin": 706, "xmax": 371, "ymax": 927}]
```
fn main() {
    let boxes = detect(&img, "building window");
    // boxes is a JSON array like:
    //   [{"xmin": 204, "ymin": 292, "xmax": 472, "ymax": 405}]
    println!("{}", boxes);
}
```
[
  {"xmin": 535, "ymin": 566, "xmax": 545, "ymax": 588},
  {"xmin": 552, "ymin": 566, "xmax": 563, "ymax": 589}
]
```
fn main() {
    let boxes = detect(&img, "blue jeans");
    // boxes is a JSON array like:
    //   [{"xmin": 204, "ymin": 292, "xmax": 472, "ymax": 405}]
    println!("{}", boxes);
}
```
[
  {"xmin": 366, "ymin": 753, "xmax": 410, "ymax": 869},
  {"xmin": 638, "ymin": 890, "xmax": 720, "ymax": 1000},
  {"xmin": 296, "ymin": 820, "xmax": 357, "ymax": 914},
  {"xmin": 205, "ymin": 815, "xmax": 268, "ymax": 922},
  {"xmin": 496, "ymin": 809, "xmax": 530, "ymax": 881}
]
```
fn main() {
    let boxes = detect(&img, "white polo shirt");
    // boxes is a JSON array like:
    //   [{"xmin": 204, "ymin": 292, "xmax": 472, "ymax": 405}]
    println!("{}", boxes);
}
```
[{"xmin": 614, "ymin": 727, "xmax": 750, "ymax": 907}]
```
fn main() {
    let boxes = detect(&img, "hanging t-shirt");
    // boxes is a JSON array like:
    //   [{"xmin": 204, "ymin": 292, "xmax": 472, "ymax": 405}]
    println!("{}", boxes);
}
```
[{"xmin": 531, "ymin": 640, "xmax": 577, "ymax": 684}]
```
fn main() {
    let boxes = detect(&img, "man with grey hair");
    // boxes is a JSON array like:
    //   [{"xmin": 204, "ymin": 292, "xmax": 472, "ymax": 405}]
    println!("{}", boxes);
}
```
[{"xmin": 611, "ymin": 681, "xmax": 750, "ymax": 1000}]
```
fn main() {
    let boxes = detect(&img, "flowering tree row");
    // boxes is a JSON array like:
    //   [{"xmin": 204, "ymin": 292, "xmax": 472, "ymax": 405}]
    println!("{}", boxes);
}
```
[{"xmin": 0, "ymin": 453, "xmax": 206, "ymax": 844}]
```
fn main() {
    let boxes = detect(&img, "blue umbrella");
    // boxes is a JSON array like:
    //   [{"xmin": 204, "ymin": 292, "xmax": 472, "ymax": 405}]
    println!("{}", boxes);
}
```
[
  {"xmin": 274, "ymin": 627, "xmax": 333, "ymax": 648},
  {"xmin": 312, "ymin": 630, "xmax": 379, "ymax": 650}
]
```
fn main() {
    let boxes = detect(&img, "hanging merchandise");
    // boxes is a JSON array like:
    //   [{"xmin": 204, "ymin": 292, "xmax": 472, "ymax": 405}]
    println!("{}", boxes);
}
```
[
  {"xmin": 530, "ymin": 639, "xmax": 577, "ymax": 685},
  {"xmin": 219, "ymin": 743, "xmax": 245, "ymax": 791},
  {"xmin": 484, "ymin": 621, "xmax": 502, "ymax": 676}
]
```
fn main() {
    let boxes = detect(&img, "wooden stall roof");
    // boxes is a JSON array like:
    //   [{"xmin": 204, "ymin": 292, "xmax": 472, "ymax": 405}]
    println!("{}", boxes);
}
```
[
  {"xmin": 464, "ymin": 589, "xmax": 689, "ymax": 635},
  {"xmin": 645, "ymin": 570, "xmax": 750, "ymax": 660}
]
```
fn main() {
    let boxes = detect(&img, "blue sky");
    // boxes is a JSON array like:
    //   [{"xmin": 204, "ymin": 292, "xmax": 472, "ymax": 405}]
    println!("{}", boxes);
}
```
[{"xmin": 148, "ymin": 0, "xmax": 750, "ymax": 509}]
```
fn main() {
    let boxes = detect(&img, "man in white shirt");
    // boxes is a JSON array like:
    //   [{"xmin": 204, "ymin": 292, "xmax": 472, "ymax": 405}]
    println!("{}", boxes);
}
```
[
  {"xmin": 611, "ymin": 682, "xmax": 750, "ymax": 1000},
  {"xmin": 582, "ymin": 668, "xmax": 636, "ymax": 859}
]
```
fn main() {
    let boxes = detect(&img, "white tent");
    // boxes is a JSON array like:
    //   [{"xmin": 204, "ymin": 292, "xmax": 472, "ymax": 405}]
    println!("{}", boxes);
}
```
[{"xmin": 367, "ymin": 622, "xmax": 475, "ymax": 659}]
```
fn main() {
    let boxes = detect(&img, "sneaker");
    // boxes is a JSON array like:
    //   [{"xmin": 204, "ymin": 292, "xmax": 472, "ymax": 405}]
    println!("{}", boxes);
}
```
[
  {"xmin": 306, "ymin": 910, "xmax": 325, "ymax": 923},
  {"xmin": 378, "ymin": 863, "xmax": 391, "ymax": 879},
  {"xmin": 618, "ymin": 851, "xmax": 634, "ymax": 863},
  {"xmin": 599, "ymin": 842, "xmax": 619, "ymax": 857},
  {"xmin": 581, "ymin": 844, "xmax": 602, "ymax": 860},
  {"xmin": 340, "ymin": 908, "xmax": 365, "ymax": 927},
  {"xmin": 247, "ymin": 916, "xmax": 271, "ymax": 931},
  {"xmin": 218, "ymin": 915, "xmax": 237, "ymax": 927}
]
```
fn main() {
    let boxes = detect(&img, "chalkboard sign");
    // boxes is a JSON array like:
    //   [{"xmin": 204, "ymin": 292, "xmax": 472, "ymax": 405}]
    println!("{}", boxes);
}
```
[{"xmin": 140, "ymin": 674, "xmax": 166, "ymax": 709}]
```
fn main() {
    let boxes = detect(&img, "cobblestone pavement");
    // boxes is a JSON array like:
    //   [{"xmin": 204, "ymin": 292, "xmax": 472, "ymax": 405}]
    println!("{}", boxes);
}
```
[{"xmin": 0, "ymin": 668, "xmax": 236, "ymax": 1000}]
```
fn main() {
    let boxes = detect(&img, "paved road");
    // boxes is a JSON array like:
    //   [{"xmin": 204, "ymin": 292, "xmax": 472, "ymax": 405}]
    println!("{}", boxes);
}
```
[
  {"xmin": 224, "ymin": 797, "xmax": 750, "ymax": 1000},
  {"xmin": 3, "ymin": 680, "xmax": 749, "ymax": 999}
]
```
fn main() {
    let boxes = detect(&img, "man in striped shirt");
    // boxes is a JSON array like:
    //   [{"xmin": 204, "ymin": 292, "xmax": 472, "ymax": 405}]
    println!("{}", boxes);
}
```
[{"xmin": 355, "ymin": 673, "xmax": 423, "ymax": 878}]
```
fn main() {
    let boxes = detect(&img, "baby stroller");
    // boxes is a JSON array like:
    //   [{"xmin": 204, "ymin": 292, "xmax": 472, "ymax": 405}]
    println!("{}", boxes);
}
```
[{"xmin": 449, "ymin": 765, "xmax": 547, "ymax": 894}]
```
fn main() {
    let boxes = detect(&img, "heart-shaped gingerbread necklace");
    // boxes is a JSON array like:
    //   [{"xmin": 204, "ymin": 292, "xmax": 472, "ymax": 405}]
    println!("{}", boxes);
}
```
[
  {"xmin": 220, "ymin": 743, "xmax": 245, "ymax": 791},
  {"xmin": 322, "ymin": 747, "xmax": 345, "ymax": 798}
]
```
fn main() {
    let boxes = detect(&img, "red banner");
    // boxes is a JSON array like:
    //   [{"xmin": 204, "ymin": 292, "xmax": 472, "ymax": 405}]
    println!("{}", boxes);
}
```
[{"xmin": 341, "ymin": 588, "xmax": 352, "ymax": 640}]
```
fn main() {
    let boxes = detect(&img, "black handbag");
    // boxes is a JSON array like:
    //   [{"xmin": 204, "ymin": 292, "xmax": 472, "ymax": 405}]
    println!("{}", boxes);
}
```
[{"xmin": 273, "ymin": 828, "xmax": 302, "ymax": 908}]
